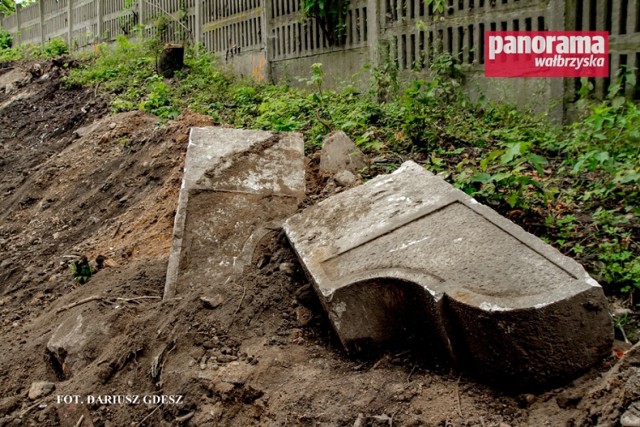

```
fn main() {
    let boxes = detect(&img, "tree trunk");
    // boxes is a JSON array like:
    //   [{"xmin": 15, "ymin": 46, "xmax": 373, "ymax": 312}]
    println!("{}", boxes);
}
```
[{"xmin": 158, "ymin": 43, "xmax": 184, "ymax": 78}]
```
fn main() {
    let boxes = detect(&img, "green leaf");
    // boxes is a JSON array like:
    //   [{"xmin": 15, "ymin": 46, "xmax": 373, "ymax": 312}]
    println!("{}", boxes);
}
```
[
  {"xmin": 626, "ymin": 71, "xmax": 637, "ymax": 88},
  {"xmin": 480, "ymin": 149, "xmax": 504, "ymax": 171},
  {"xmin": 505, "ymin": 192, "xmax": 520, "ymax": 208},
  {"xmin": 470, "ymin": 172, "xmax": 493, "ymax": 184},
  {"xmin": 490, "ymin": 172, "xmax": 510, "ymax": 182},
  {"xmin": 594, "ymin": 151, "xmax": 610, "ymax": 163},
  {"xmin": 612, "ymin": 96, "xmax": 626, "ymax": 109},
  {"xmin": 527, "ymin": 153, "xmax": 548, "ymax": 175},
  {"xmin": 500, "ymin": 142, "xmax": 522, "ymax": 164},
  {"xmin": 614, "ymin": 171, "xmax": 640, "ymax": 184}
]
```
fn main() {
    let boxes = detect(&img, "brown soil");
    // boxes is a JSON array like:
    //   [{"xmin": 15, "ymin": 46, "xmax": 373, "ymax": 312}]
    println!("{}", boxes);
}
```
[{"xmin": 0, "ymin": 60, "xmax": 636, "ymax": 427}]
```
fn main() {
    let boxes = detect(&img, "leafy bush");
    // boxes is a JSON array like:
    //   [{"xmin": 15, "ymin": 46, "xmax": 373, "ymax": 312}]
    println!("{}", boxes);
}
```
[
  {"xmin": 0, "ymin": 27, "xmax": 12, "ymax": 50},
  {"xmin": 42, "ymin": 37, "xmax": 69, "ymax": 57}
]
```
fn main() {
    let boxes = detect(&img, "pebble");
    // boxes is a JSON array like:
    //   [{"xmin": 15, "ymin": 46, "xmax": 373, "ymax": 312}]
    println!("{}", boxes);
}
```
[
  {"xmin": 216, "ymin": 355, "xmax": 238, "ymax": 363},
  {"xmin": 199, "ymin": 355, "xmax": 208, "ymax": 370},
  {"xmin": 28, "ymin": 381, "xmax": 55, "ymax": 400},
  {"xmin": 278, "ymin": 262, "xmax": 295, "ymax": 276},
  {"xmin": 200, "ymin": 295, "xmax": 224, "ymax": 309},
  {"xmin": 334, "ymin": 170, "xmax": 357, "ymax": 187}
]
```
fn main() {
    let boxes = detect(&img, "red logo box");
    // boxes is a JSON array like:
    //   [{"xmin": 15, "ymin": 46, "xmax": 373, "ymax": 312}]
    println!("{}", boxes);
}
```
[{"xmin": 485, "ymin": 31, "xmax": 609, "ymax": 78}]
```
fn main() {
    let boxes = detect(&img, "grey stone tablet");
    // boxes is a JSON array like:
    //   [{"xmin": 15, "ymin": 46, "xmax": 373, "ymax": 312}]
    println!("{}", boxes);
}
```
[{"xmin": 284, "ymin": 161, "xmax": 612, "ymax": 386}]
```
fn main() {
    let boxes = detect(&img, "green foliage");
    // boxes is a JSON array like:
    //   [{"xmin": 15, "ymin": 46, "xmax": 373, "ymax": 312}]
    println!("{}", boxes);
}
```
[
  {"xmin": 455, "ymin": 140, "xmax": 552, "ymax": 209},
  {"xmin": 0, "ymin": 0, "xmax": 15, "ymax": 16},
  {"xmin": 0, "ymin": 43, "xmax": 25, "ymax": 63},
  {"xmin": 597, "ymin": 239, "xmax": 640, "ymax": 293},
  {"xmin": 0, "ymin": 36, "xmax": 68, "ymax": 63},
  {"xmin": 0, "ymin": 27, "xmax": 12, "ymax": 50},
  {"xmin": 138, "ymin": 75, "xmax": 180, "ymax": 119},
  {"xmin": 42, "ymin": 37, "xmax": 69, "ymax": 57},
  {"xmin": 301, "ymin": 0, "xmax": 350, "ymax": 46},
  {"xmin": 69, "ymin": 257, "xmax": 95, "ymax": 284},
  {"xmin": 424, "ymin": 0, "xmax": 446, "ymax": 14},
  {"xmin": 532, "ymin": 74, "xmax": 639, "ymax": 295},
  {"xmin": 559, "ymin": 100, "xmax": 640, "ymax": 202}
]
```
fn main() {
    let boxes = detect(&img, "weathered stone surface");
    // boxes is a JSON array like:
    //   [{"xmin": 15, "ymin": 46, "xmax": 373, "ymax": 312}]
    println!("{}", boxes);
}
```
[
  {"xmin": 47, "ymin": 313, "xmax": 110, "ymax": 378},
  {"xmin": 28, "ymin": 381, "xmax": 55, "ymax": 400},
  {"xmin": 164, "ymin": 127, "xmax": 305, "ymax": 299},
  {"xmin": 284, "ymin": 161, "xmax": 613, "ymax": 387},
  {"xmin": 622, "ymin": 403, "xmax": 640, "ymax": 427},
  {"xmin": 319, "ymin": 131, "xmax": 366, "ymax": 174},
  {"xmin": 0, "ymin": 68, "xmax": 30, "ymax": 94}
]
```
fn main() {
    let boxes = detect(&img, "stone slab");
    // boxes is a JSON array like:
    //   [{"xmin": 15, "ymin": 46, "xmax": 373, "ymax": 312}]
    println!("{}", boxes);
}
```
[
  {"xmin": 284, "ymin": 161, "xmax": 613, "ymax": 387},
  {"xmin": 164, "ymin": 127, "xmax": 305, "ymax": 299}
]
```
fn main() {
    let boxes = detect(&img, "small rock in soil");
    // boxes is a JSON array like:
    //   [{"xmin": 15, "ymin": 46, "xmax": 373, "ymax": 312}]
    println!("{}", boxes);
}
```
[
  {"xmin": 319, "ymin": 131, "xmax": 366, "ymax": 174},
  {"xmin": 28, "ymin": 381, "xmax": 55, "ymax": 400},
  {"xmin": 200, "ymin": 294, "xmax": 224, "ymax": 309},
  {"xmin": 334, "ymin": 170, "xmax": 357, "ymax": 187},
  {"xmin": 278, "ymin": 262, "xmax": 295, "ymax": 276},
  {"xmin": 556, "ymin": 393, "xmax": 582, "ymax": 409}
]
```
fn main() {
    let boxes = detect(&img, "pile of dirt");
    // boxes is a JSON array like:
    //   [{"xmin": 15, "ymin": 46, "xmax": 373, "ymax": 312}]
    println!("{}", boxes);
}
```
[{"xmin": 0, "ymin": 60, "xmax": 636, "ymax": 427}]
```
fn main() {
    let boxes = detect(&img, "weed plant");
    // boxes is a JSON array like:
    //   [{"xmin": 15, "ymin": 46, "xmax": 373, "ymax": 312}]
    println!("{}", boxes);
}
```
[{"xmin": 0, "ymin": 36, "xmax": 69, "ymax": 63}]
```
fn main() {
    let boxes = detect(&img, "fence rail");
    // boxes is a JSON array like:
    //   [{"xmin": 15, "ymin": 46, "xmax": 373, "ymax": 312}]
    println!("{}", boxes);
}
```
[{"xmin": 1, "ymin": 0, "xmax": 638, "ymax": 120}]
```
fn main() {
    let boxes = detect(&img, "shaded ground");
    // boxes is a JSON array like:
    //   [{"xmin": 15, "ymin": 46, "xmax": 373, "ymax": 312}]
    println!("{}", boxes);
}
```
[{"xmin": 0, "ymin": 60, "xmax": 637, "ymax": 427}]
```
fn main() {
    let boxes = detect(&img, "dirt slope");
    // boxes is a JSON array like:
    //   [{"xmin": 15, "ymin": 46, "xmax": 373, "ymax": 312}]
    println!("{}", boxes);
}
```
[{"xmin": 0, "ymin": 60, "xmax": 635, "ymax": 427}]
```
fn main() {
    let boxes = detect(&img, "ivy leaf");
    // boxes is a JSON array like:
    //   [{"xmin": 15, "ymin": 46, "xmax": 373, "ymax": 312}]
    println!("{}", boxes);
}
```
[{"xmin": 500, "ymin": 142, "xmax": 522, "ymax": 164}]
